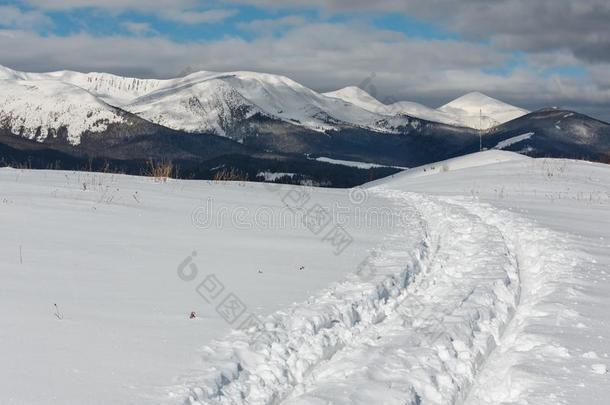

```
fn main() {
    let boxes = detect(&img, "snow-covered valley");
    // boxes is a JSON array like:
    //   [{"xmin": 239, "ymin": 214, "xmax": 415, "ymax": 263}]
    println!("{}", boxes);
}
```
[{"xmin": 1, "ymin": 151, "xmax": 609, "ymax": 404}]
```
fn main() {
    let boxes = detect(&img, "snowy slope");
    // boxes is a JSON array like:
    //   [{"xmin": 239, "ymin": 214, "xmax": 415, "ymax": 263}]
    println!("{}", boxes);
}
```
[
  {"xmin": 438, "ymin": 92, "xmax": 529, "ymax": 129},
  {"xmin": 493, "ymin": 132, "xmax": 534, "ymax": 149},
  {"xmin": 323, "ymin": 87, "xmax": 459, "ymax": 124},
  {"xmin": 125, "ymin": 78, "xmax": 261, "ymax": 136},
  {"xmin": 183, "ymin": 153, "xmax": 610, "ymax": 405},
  {"xmin": 370, "ymin": 152, "xmax": 610, "ymax": 404},
  {"xmin": 1, "ymin": 154, "xmax": 609, "ymax": 404},
  {"xmin": 323, "ymin": 87, "xmax": 458, "ymax": 125},
  {"xmin": 34, "ymin": 70, "xmax": 169, "ymax": 106},
  {"xmin": 1, "ymin": 64, "xmax": 531, "ymax": 140},
  {"xmin": 166, "ymin": 153, "xmax": 610, "ymax": 405},
  {"xmin": 0, "ymin": 65, "xmax": 22, "ymax": 80},
  {"xmin": 2, "ymin": 68, "xmax": 169, "ymax": 106},
  {"xmin": 0, "ymin": 79, "xmax": 125, "ymax": 145},
  {"xmin": 124, "ymin": 71, "xmax": 413, "ymax": 135},
  {"xmin": 385, "ymin": 100, "xmax": 463, "ymax": 125},
  {"xmin": 366, "ymin": 149, "xmax": 529, "ymax": 182},
  {"xmin": 0, "ymin": 66, "xmax": 413, "ymax": 136},
  {"xmin": 313, "ymin": 156, "xmax": 408, "ymax": 170},
  {"xmin": 325, "ymin": 87, "xmax": 529, "ymax": 129},
  {"xmin": 323, "ymin": 86, "xmax": 388, "ymax": 113},
  {"xmin": 0, "ymin": 170, "xmax": 407, "ymax": 404}
]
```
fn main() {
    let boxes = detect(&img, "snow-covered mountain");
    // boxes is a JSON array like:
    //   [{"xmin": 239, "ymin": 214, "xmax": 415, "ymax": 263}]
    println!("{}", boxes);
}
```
[
  {"xmin": 123, "ymin": 71, "xmax": 416, "ymax": 136},
  {"xmin": 1, "ymin": 67, "xmax": 169, "ymax": 106},
  {"xmin": 324, "ymin": 87, "xmax": 529, "ymax": 129},
  {"xmin": 125, "ymin": 76, "xmax": 261, "ymax": 136},
  {"xmin": 323, "ymin": 86, "xmax": 388, "ymax": 113},
  {"xmin": 0, "ymin": 65, "xmax": 22, "ymax": 80},
  {"xmin": 0, "ymin": 79, "xmax": 126, "ymax": 145},
  {"xmin": 0, "ymin": 66, "xmax": 418, "ymax": 137},
  {"xmin": 438, "ymin": 91, "xmax": 529, "ymax": 129},
  {"xmin": 484, "ymin": 108, "xmax": 610, "ymax": 158},
  {"xmin": 36, "ymin": 71, "xmax": 168, "ymax": 106},
  {"xmin": 322, "ymin": 86, "xmax": 460, "ymax": 126},
  {"xmin": 0, "ymin": 64, "xmax": 531, "ymax": 144}
]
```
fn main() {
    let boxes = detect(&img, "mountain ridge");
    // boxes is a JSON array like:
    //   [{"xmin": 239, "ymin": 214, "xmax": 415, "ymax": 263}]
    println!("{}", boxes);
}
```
[
  {"xmin": 0, "ymin": 64, "xmax": 530, "ymax": 141},
  {"xmin": 325, "ymin": 87, "xmax": 529, "ymax": 130},
  {"xmin": 0, "ymin": 64, "xmax": 608, "ymax": 187}
]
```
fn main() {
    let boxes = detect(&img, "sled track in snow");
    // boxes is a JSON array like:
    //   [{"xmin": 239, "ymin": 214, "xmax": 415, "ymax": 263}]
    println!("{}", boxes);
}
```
[{"xmin": 170, "ymin": 190, "xmax": 527, "ymax": 405}]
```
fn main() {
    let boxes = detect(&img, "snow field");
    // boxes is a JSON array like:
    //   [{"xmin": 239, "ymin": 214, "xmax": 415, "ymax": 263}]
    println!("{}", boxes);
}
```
[
  {"xmin": 173, "ymin": 152, "xmax": 610, "ymax": 405},
  {"xmin": 459, "ymin": 198, "xmax": 583, "ymax": 404},
  {"xmin": 281, "ymin": 191, "xmax": 522, "ymax": 404},
  {"xmin": 0, "ymin": 168, "xmax": 403, "ymax": 404},
  {"xmin": 377, "ymin": 152, "xmax": 610, "ymax": 404},
  {"xmin": 175, "ymin": 189, "xmax": 524, "ymax": 405},
  {"xmin": 170, "ymin": 199, "xmax": 431, "ymax": 404},
  {"xmin": 2, "ymin": 151, "xmax": 609, "ymax": 405}
]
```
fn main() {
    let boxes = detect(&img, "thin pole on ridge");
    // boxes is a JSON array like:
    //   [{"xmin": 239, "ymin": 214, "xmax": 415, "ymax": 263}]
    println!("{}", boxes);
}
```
[{"xmin": 479, "ymin": 108, "xmax": 483, "ymax": 151}]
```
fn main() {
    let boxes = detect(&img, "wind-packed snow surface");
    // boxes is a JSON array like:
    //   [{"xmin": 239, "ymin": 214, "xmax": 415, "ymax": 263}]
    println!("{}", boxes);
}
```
[{"xmin": 2, "ymin": 151, "xmax": 609, "ymax": 404}]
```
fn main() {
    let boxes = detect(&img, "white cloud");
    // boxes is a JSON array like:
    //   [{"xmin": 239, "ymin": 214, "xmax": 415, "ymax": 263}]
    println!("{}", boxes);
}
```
[
  {"xmin": 0, "ymin": 5, "xmax": 52, "ymax": 29},
  {"xmin": 237, "ymin": 15, "xmax": 306, "ymax": 34},
  {"xmin": 0, "ymin": 7, "xmax": 609, "ymax": 121},
  {"xmin": 163, "ymin": 9, "xmax": 237, "ymax": 24},
  {"xmin": 122, "ymin": 21, "xmax": 155, "ymax": 35},
  {"xmin": 22, "ymin": 0, "xmax": 198, "ymax": 10},
  {"xmin": 589, "ymin": 64, "xmax": 610, "ymax": 90},
  {"xmin": 22, "ymin": 1, "xmax": 236, "ymax": 25}
]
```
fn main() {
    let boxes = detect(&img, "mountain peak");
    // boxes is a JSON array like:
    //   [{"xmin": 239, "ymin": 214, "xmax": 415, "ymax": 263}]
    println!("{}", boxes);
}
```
[
  {"xmin": 439, "ymin": 91, "xmax": 529, "ymax": 129},
  {"xmin": 0, "ymin": 64, "xmax": 532, "ymax": 136},
  {"xmin": 442, "ymin": 92, "xmax": 506, "ymax": 110},
  {"xmin": 323, "ymin": 86, "xmax": 386, "ymax": 112},
  {"xmin": 0, "ymin": 65, "xmax": 22, "ymax": 80},
  {"xmin": 0, "ymin": 79, "xmax": 125, "ymax": 145},
  {"xmin": 326, "ymin": 85, "xmax": 376, "ymax": 97}
]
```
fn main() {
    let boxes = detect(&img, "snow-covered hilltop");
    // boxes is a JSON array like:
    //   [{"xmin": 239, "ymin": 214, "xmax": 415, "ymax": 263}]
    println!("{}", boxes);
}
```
[
  {"xmin": 323, "ymin": 86, "xmax": 389, "ymax": 114},
  {"xmin": 438, "ymin": 91, "xmax": 529, "ymax": 129},
  {"xmin": 324, "ymin": 87, "xmax": 529, "ymax": 129},
  {"xmin": 0, "ymin": 64, "xmax": 530, "ymax": 144},
  {"xmin": 123, "ymin": 71, "xmax": 414, "ymax": 135},
  {"xmin": 0, "ymin": 79, "xmax": 125, "ymax": 145}
]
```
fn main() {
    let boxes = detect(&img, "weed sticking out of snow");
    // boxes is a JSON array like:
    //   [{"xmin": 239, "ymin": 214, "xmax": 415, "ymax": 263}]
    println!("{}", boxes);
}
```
[{"xmin": 53, "ymin": 303, "xmax": 63, "ymax": 320}]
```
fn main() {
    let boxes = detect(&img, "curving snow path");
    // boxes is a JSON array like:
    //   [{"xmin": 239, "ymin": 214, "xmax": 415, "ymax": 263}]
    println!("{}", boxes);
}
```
[
  {"xmin": 171, "ymin": 190, "xmax": 539, "ymax": 405},
  {"xmin": 282, "ymin": 191, "xmax": 522, "ymax": 405},
  {"xmin": 2, "ymin": 153, "xmax": 608, "ymax": 404},
  {"xmin": 173, "ymin": 153, "xmax": 610, "ymax": 405}
]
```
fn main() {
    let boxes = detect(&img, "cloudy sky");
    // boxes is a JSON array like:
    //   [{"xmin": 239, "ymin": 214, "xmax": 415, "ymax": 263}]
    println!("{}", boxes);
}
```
[{"xmin": 1, "ymin": 0, "xmax": 609, "ymax": 120}]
